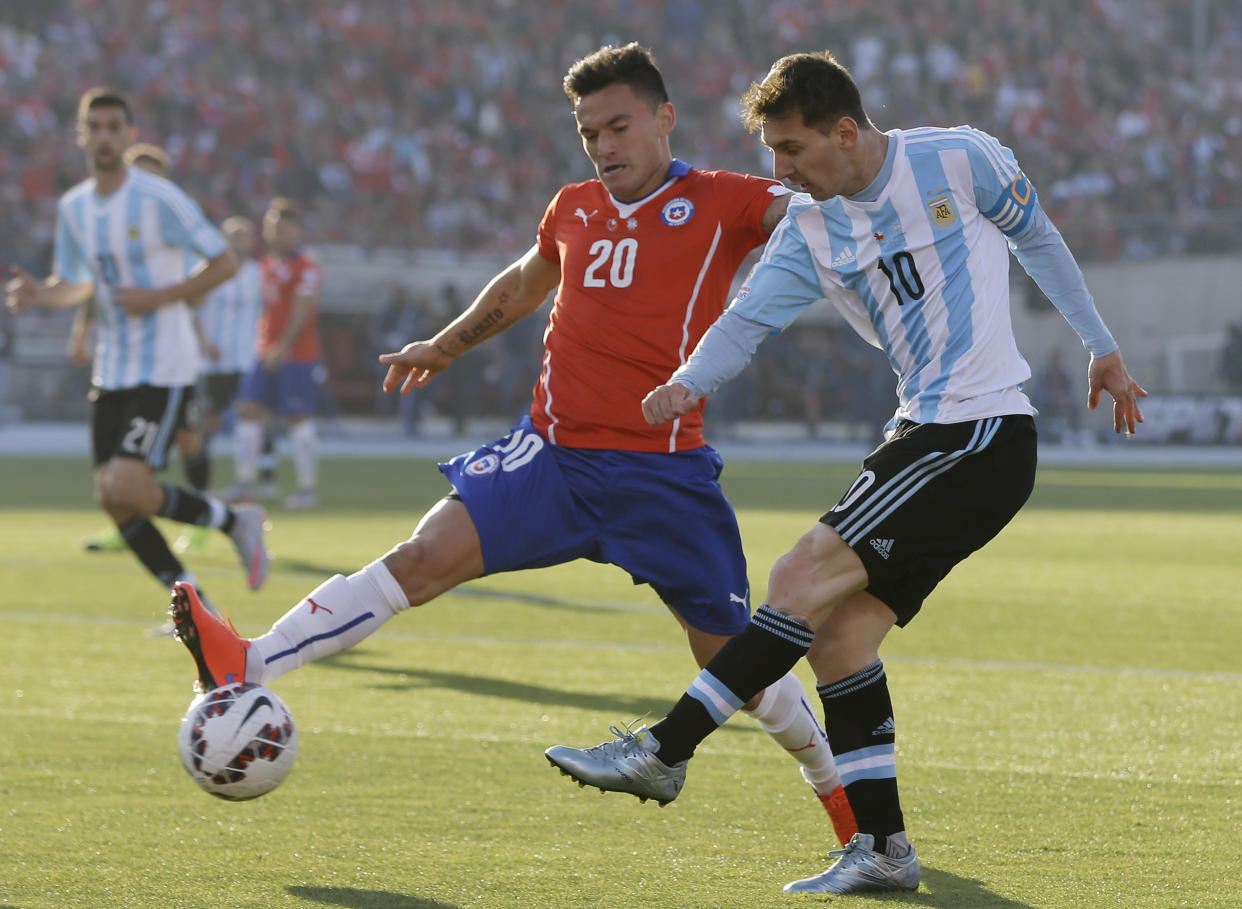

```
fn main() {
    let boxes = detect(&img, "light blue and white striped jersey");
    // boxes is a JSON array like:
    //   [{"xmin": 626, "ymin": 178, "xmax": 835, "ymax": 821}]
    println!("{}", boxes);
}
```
[
  {"xmin": 733, "ymin": 126, "xmax": 1055, "ymax": 425},
  {"xmin": 196, "ymin": 259, "xmax": 262, "ymax": 374},
  {"xmin": 53, "ymin": 166, "xmax": 227, "ymax": 390}
]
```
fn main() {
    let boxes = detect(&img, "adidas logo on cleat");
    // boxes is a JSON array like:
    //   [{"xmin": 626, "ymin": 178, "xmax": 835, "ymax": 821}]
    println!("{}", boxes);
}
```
[{"xmin": 870, "ymin": 538, "xmax": 895, "ymax": 559}]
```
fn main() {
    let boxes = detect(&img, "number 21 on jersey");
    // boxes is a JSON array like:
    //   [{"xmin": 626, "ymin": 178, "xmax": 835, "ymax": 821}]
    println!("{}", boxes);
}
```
[{"xmin": 582, "ymin": 238, "xmax": 637, "ymax": 288}]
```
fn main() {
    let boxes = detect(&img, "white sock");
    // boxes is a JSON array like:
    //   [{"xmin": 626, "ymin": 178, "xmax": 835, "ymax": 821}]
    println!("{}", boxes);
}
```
[
  {"xmin": 234, "ymin": 420, "xmax": 263, "ymax": 485},
  {"xmin": 743, "ymin": 671, "xmax": 843, "ymax": 792},
  {"xmin": 247, "ymin": 560, "xmax": 409, "ymax": 684},
  {"xmin": 289, "ymin": 419, "xmax": 317, "ymax": 492}
]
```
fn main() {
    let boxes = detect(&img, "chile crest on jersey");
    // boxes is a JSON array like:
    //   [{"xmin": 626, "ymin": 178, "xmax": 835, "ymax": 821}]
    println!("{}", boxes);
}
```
[{"xmin": 660, "ymin": 197, "xmax": 695, "ymax": 226}]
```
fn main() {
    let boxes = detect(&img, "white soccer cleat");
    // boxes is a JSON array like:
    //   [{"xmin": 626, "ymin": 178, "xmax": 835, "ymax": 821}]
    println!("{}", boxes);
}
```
[
  {"xmin": 226, "ymin": 503, "xmax": 269, "ymax": 590},
  {"xmin": 545, "ymin": 723, "xmax": 685, "ymax": 806},
  {"xmin": 782, "ymin": 833, "xmax": 920, "ymax": 894}
]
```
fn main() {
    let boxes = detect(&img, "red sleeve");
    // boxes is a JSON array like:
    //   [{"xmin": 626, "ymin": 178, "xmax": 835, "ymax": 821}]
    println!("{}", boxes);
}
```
[
  {"xmin": 713, "ymin": 171, "xmax": 788, "ymax": 251},
  {"xmin": 536, "ymin": 188, "xmax": 565, "ymax": 264}
]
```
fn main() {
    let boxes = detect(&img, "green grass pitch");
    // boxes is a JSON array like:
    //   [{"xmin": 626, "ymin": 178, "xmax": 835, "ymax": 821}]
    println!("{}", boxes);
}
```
[{"xmin": 1, "ymin": 453, "xmax": 1239, "ymax": 908}]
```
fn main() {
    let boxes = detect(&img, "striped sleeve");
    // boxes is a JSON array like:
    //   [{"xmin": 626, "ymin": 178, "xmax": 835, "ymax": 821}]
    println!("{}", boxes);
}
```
[
  {"xmin": 964, "ymin": 128, "xmax": 1038, "ymax": 238},
  {"xmin": 152, "ymin": 179, "xmax": 228, "ymax": 260}
]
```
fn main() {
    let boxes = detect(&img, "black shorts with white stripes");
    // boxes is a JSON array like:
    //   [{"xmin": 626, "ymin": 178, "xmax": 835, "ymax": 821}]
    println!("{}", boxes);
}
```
[
  {"xmin": 820, "ymin": 414, "xmax": 1037, "ymax": 627},
  {"xmin": 90, "ymin": 384, "xmax": 195, "ymax": 471}
]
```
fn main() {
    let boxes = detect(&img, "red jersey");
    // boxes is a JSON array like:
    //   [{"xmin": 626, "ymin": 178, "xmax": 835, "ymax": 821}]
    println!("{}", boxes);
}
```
[
  {"xmin": 533, "ymin": 161, "xmax": 785, "ymax": 451},
  {"xmin": 257, "ymin": 249, "xmax": 322, "ymax": 363}
]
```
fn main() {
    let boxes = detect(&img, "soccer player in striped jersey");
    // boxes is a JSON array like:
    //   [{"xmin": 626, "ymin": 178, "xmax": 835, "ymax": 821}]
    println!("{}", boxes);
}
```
[
  {"xmin": 76, "ymin": 142, "xmax": 215, "ymax": 555},
  {"xmin": 167, "ymin": 43, "xmax": 857, "ymax": 845},
  {"xmin": 193, "ymin": 216, "xmax": 263, "ymax": 501},
  {"xmin": 4, "ymin": 88, "xmax": 270, "ymax": 610},
  {"xmin": 547, "ymin": 51, "xmax": 1146, "ymax": 895}
]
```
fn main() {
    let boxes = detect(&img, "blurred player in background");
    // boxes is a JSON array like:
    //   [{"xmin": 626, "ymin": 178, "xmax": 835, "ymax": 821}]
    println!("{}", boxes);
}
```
[
  {"xmin": 76, "ymin": 142, "xmax": 214, "ymax": 553},
  {"xmin": 4, "ymin": 88, "xmax": 270, "ymax": 612},
  {"xmin": 230, "ymin": 197, "xmax": 323, "ymax": 509},
  {"xmin": 548, "ymin": 50, "xmax": 1146, "ymax": 895},
  {"xmin": 192, "ymin": 215, "xmax": 264, "ymax": 522},
  {"xmin": 168, "ymin": 43, "xmax": 856, "ymax": 845}
]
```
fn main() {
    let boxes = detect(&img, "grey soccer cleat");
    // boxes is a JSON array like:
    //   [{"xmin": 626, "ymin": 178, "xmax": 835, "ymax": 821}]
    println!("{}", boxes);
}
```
[
  {"xmin": 783, "ymin": 833, "xmax": 920, "ymax": 894},
  {"xmin": 545, "ymin": 723, "xmax": 686, "ymax": 806},
  {"xmin": 226, "ymin": 503, "xmax": 269, "ymax": 590}
]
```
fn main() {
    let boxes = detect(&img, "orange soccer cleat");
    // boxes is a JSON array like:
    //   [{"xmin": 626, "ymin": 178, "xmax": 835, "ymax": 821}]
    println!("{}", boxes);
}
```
[{"xmin": 168, "ymin": 582, "xmax": 250, "ymax": 692}]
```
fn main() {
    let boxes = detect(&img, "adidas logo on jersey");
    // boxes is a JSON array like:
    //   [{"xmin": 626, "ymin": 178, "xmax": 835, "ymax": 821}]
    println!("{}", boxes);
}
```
[
  {"xmin": 831, "ymin": 246, "xmax": 856, "ymax": 268},
  {"xmin": 872, "ymin": 716, "xmax": 896, "ymax": 736},
  {"xmin": 870, "ymin": 538, "xmax": 894, "ymax": 559}
]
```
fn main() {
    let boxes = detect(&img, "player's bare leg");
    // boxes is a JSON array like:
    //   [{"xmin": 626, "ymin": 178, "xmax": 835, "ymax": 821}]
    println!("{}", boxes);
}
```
[{"xmin": 234, "ymin": 496, "xmax": 484, "ymax": 685}]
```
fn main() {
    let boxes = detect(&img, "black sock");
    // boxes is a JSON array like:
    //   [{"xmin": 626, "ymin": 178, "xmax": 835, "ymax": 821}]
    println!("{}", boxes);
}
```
[
  {"xmin": 650, "ymin": 605, "xmax": 814, "ymax": 765},
  {"xmin": 119, "ymin": 517, "xmax": 185, "ymax": 587},
  {"xmin": 818, "ymin": 660, "xmax": 905, "ymax": 854},
  {"xmin": 183, "ymin": 449, "xmax": 210, "ymax": 492},
  {"xmin": 157, "ymin": 483, "xmax": 234, "ymax": 532},
  {"xmin": 260, "ymin": 434, "xmax": 276, "ymax": 484}
]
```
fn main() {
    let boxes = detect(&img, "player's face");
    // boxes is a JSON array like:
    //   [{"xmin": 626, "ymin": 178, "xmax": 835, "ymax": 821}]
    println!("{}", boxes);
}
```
[
  {"xmin": 77, "ymin": 107, "xmax": 135, "ymax": 173},
  {"xmin": 761, "ymin": 114, "xmax": 860, "ymax": 201},
  {"xmin": 263, "ymin": 212, "xmax": 301, "ymax": 254},
  {"xmin": 574, "ymin": 82, "xmax": 674, "ymax": 202}
]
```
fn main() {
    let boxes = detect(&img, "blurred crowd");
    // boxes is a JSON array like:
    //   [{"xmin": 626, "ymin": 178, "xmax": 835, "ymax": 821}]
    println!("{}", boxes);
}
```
[{"xmin": 4, "ymin": 0, "xmax": 1242, "ymax": 273}]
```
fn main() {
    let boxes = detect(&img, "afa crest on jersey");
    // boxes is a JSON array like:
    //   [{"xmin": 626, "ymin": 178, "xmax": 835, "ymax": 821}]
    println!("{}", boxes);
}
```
[
  {"xmin": 928, "ymin": 194, "xmax": 958, "ymax": 228},
  {"xmin": 660, "ymin": 197, "xmax": 695, "ymax": 227}
]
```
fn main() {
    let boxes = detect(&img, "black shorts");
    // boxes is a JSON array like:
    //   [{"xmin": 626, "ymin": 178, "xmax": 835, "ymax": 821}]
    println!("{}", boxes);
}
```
[
  {"xmin": 91, "ymin": 384, "xmax": 195, "ymax": 470},
  {"xmin": 820, "ymin": 414, "xmax": 1037, "ymax": 626},
  {"xmin": 202, "ymin": 372, "xmax": 243, "ymax": 414}
]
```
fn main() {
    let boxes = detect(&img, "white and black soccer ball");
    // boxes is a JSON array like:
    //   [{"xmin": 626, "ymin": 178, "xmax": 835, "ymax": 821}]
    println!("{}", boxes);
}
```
[{"xmin": 177, "ymin": 682, "xmax": 298, "ymax": 800}]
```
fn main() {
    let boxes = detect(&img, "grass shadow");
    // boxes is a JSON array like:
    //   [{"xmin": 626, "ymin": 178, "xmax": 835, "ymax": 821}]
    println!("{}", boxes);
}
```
[
  {"xmin": 319, "ymin": 654, "xmax": 677, "ymax": 720},
  {"xmin": 287, "ymin": 886, "xmax": 458, "ymax": 908},
  {"xmin": 846, "ymin": 866, "xmax": 1039, "ymax": 908}
]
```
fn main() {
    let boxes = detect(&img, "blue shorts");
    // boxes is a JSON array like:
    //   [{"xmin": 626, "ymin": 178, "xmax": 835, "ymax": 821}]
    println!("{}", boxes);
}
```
[
  {"xmin": 439, "ymin": 416, "xmax": 751, "ymax": 635},
  {"xmin": 239, "ymin": 361, "xmax": 319, "ymax": 416}
]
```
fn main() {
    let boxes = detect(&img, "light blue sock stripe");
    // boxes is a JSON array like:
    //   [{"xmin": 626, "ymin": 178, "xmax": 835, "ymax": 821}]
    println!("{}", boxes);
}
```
[
  {"xmin": 688, "ymin": 671, "xmax": 744, "ymax": 725},
  {"xmin": 839, "ymin": 762, "xmax": 898, "ymax": 786}
]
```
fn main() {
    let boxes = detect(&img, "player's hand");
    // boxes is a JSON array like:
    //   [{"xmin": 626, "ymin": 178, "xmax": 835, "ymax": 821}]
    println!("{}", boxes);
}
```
[
  {"xmin": 67, "ymin": 332, "xmax": 91, "ymax": 366},
  {"xmin": 379, "ymin": 340, "xmax": 454, "ymax": 394},
  {"xmin": 262, "ymin": 346, "xmax": 287, "ymax": 370},
  {"xmin": 641, "ymin": 381, "xmax": 699, "ymax": 425},
  {"xmin": 1087, "ymin": 348, "xmax": 1147, "ymax": 435},
  {"xmin": 5, "ymin": 265, "xmax": 39, "ymax": 314},
  {"xmin": 113, "ymin": 286, "xmax": 168, "ymax": 316}
]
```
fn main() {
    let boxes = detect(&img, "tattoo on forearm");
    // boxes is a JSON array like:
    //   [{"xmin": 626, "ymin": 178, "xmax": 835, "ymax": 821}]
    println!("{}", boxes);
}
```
[{"xmin": 457, "ymin": 306, "xmax": 505, "ymax": 347}]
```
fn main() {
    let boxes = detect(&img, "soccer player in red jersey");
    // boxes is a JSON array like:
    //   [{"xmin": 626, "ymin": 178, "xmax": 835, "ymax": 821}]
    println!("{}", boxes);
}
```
[
  {"xmin": 168, "ymin": 43, "xmax": 855, "ymax": 843},
  {"xmin": 232, "ymin": 198, "xmax": 323, "ymax": 509}
]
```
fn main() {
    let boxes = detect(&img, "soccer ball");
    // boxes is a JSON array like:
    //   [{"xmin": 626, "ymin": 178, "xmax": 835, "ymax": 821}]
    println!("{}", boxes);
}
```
[{"xmin": 177, "ymin": 682, "xmax": 298, "ymax": 800}]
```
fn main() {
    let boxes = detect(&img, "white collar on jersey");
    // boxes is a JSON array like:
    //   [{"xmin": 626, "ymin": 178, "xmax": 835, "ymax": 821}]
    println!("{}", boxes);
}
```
[{"xmin": 607, "ymin": 158, "xmax": 692, "ymax": 218}]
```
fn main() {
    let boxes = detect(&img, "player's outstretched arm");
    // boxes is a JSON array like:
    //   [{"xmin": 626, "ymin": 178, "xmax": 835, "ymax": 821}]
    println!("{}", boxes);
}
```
[
  {"xmin": 1087, "ymin": 348, "xmax": 1147, "ymax": 435},
  {"xmin": 6, "ymin": 266, "xmax": 94, "ymax": 313},
  {"xmin": 380, "ymin": 244, "xmax": 559, "ymax": 395}
]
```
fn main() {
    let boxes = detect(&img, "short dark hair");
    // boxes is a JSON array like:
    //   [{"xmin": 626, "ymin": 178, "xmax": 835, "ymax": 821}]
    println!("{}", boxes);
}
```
[
  {"xmin": 563, "ymin": 42, "xmax": 669, "ymax": 109},
  {"xmin": 77, "ymin": 87, "xmax": 134, "ymax": 125},
  {"xmin": 740, "ymin": 51, "xmax": 869, "ymax": 134}
]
